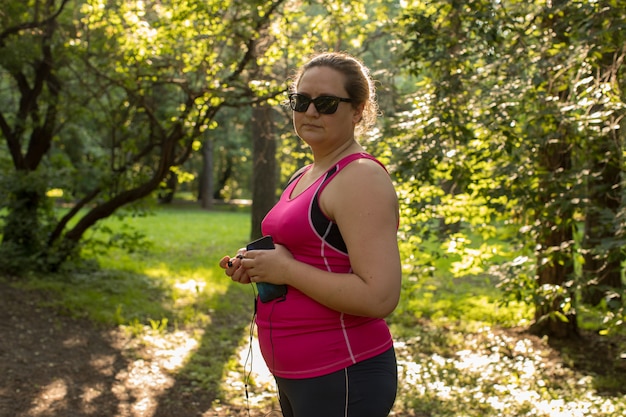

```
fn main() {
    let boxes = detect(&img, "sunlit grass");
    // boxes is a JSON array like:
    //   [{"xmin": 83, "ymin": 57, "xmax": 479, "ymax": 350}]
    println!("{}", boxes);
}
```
[
  {"xmin": 393, "ymin": 233, "xmax": 532, "ymax": 334},
  {"xmin": 394, "ymin": 274, "xmax": 532, "ymax": 330},
  {"xmin": 23, "ymin": 204, "xmax": 253, "ymax": 328}
]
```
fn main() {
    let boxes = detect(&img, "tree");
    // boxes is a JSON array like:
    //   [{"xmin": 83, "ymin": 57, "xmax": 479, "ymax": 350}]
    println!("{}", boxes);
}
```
[
  {"xmin": 251, "ymin": 104, "xmax": 277, "ymax": 239},
  {"xmin": 0, "ymin": 0, "xmax": 287, "ymax": 272},
  {"xmin": 392, "ymin": 0, "xmax": 625, "ymax": 337},
  {"xmin": 0, "ymin": 0, "xmax": 71, "ymax": 269},
  {"xmin": 198, "ymin": 135, "xmax": 214, "ymax": 209}
]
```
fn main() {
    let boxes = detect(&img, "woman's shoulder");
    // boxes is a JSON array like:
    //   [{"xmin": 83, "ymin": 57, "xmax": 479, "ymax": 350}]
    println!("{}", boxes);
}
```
[
  {"xmin": 324, "ymin": 156, "xmax": 394, "ymax": 201},
  {"xmin": 338, "ymin": 153, "xmax": 389, "ymax": 178},
  {"xmin": 322, "ymin": 154, "xmax": 398, "ymax": 224}
]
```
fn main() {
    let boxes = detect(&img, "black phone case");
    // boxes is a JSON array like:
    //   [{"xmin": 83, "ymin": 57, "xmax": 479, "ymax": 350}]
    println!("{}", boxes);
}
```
[{"xmin": 246, "ymin": 236, "xmax": 287, "ymax": 303}]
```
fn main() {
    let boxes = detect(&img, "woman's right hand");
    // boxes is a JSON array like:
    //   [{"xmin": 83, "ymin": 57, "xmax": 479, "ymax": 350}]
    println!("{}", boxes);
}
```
[{"xmin": 219, "ymin": 250, "xmax": 252, "ymax": 284}]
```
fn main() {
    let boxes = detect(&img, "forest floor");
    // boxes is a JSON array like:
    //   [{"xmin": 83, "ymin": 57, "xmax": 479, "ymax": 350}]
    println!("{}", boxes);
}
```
[
  {"xmin": 1, "ymin": 280, "xmax": 624, "ymax": 417},
  {"xmin": 0, "ymin": 281, "xmax": 256, "ymax": 417}
]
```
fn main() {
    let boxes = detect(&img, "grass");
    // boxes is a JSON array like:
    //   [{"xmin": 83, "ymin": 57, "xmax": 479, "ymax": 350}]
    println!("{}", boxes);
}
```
[
  {"xmin": 25, "ymin": 204, "xmax": 252, "ymax": 326},
  {"xmin": 12, "ymin": 201, "xmax": 626, "ymax": 416}
]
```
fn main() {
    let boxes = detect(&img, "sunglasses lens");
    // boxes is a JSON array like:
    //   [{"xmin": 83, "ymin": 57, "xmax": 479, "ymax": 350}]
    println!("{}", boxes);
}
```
[
  {"xmin": 314, "ymin": 97, "xmax": 339, "ymax": 114},
  {"xmin": 290, "ymin": 94, "xmax": 311, "ymax": 112}
]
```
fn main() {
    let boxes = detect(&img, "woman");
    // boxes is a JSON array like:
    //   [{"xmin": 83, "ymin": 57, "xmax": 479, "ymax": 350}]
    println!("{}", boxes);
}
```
[{"xmin": 220, "ymin": 52, "xmax": 401, "ymax": 417}]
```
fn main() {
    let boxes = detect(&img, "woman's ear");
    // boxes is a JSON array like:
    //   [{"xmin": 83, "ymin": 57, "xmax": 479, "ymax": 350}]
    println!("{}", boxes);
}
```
[{"xmin": 353, "ymin": 103, "xmax": 365, "ymax": 124}]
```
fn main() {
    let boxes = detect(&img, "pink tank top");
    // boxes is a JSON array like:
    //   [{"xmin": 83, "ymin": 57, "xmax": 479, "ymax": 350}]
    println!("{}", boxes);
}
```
[{"xmin": 257, "ymin": 152, "xmax": 394, "ymax": 379}]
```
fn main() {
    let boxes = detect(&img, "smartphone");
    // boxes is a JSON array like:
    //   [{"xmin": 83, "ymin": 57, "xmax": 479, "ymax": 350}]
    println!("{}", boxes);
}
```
[{"xmin": 246, "ymin": 235, "xmax": 288, "ymax": 303}]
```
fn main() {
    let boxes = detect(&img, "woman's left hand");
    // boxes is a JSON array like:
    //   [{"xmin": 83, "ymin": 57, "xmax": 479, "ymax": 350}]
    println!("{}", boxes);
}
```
[{"xmin": 240, "ymin": 244, "xmax": 293, "ymax": 285}]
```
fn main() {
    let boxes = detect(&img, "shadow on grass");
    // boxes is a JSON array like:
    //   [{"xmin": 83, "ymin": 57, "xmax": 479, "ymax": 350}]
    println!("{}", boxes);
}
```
[
  {"xmin": 547, "ymin": 329, "xmax": 626, "ymax": 396},
  {"xmin": 151, "ymin": 283, "xmax": 257, "ymax": 417}
]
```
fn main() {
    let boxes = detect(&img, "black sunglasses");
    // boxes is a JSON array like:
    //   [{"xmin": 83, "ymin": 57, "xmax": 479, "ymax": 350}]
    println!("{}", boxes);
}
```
[{"xmin": 288, "ymin": 93, "xmax": 352, "ymax": 115}]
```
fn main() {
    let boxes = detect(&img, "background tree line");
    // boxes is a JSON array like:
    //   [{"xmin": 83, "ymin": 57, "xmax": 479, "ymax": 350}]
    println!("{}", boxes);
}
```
[{"xmin": 1, "ymin": 0, "xmax": 624, "ymax": 340}]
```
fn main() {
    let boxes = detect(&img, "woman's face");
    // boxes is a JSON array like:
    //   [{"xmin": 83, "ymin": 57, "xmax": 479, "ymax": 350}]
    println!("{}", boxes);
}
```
[{"xmin": 293, "ymin": 66, "xmax": 362, "ymax": 149}]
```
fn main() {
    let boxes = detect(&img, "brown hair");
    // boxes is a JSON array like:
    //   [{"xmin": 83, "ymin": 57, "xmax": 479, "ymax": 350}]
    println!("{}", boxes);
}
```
[{"xmin": 290, "ymin": 52, "xmax": 379, "ymax": 135}]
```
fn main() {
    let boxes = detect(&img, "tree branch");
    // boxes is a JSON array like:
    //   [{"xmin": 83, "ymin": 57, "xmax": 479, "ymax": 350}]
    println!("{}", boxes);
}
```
[{"xmin": 0, "ymin": 0, "xmax": 70, "ymax": 47}]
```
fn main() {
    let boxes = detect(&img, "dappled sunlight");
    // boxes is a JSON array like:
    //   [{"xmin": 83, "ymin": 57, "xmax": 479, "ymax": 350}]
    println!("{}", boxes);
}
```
[
  {"xmin": 27, "ymin": 379, "xmax": 68, "ymax": 416},
  {"xmin": 24, "ymin": 328, "xmax": 200, "ymax": 417},
  {"xmin": 110, "ymin": 329, "xmax": 199, "ymax": 416},
  {"xmin": 89, "ymin": 353, "xmax": 117, "ymax": 376},
  {"xmin": 394, "ymin": 326, "xmax": 625, "ymax": 416},
  {"xmin": 79, "ymin": 382, "xmax": 107, "ymax": 414},
  {"xmin": 172, "ymin": 276, "xmax": 230, "ymax": 297},
  {"xmin": 140, "ymin": 330, "xmax": 200, "ymax": 372},
  {"xmin": 173, "ymin": 279, "xmax": 207, "ymax": 293},
  {"xmin": 141, "ymin": 266, "xmax": 229, "ymax": 294}
]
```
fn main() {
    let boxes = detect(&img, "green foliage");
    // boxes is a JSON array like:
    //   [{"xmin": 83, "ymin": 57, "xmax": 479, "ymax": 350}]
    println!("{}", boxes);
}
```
[
  {"xmin": 2, "ymin": 0, "xmax": 296, "ymax": 271},
  {"xmin": 395, "ymin": 228, "xmax": 532, "ymax": 331},
  {"xmin": 1, "ymin": 0, "xmax": 623, "ymax": 347},
  {"xmin": 388, "ymin": 0, "xmax": 626, "ymax": 337}
]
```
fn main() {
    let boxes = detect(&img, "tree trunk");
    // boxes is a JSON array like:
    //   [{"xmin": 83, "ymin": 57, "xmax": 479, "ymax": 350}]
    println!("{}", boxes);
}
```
[
  {"xmin": 1, "ymin": 190, "xmax": 43, "ymax": 259},
  {"xmin": 199, "ymin": 137, "xmax": 214, "ymax": 209},
  {"xmin": 250, "ymin": 104, "xmax": 277, "ymax": 240},
  {"xmin": 531, "ymin": 141, "xmax": 578, "ymax": 339},
  {"xmin": 0, "ymin": 12, "xmax": 58, "ymax": 272},
  {"xmin": 582, "ymin": 147, "xmax": 622, "ymax": 305},
  {"xmin": 532, "ymin": 221, "xmax": 578, "ymax": 338},
  {"xmin": 213, "ymin": 157, "xmax": 233, "ymax": 201}
]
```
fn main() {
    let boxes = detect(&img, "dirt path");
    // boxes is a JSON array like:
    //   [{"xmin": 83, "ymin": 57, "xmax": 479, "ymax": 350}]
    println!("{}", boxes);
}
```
[{"xmin": 0, "ymin": 282, "xmax": 258, "ymax": 417}]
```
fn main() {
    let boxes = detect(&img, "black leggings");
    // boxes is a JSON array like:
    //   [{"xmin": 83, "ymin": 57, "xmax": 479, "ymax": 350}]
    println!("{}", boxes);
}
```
[{"xmin": 274, "ymin": 347, "xmax": 397, "ymax": 417}]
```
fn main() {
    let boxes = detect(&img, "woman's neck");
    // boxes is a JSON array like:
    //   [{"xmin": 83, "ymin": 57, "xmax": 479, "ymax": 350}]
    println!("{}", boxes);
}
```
[{"xmin": 310, "ymin": 139, "xmax": 362, "ymax": 173}]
